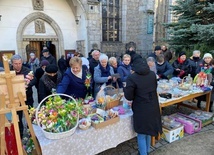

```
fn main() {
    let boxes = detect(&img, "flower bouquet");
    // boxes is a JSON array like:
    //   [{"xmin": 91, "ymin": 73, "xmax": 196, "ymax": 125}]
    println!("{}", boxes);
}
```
[
  {"xmin": 36, "ymin": 94, "xmax": 80, "ymax": 139},
  {"xmin": 85, "ymin": 72, "xmax": 91, "ymax": 89}
]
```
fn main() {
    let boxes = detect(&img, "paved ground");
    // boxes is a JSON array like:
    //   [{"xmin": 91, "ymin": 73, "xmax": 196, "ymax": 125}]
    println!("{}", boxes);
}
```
[{"xmin": 31, "ymin": 87, "xmax": 214, "ymax": 155}]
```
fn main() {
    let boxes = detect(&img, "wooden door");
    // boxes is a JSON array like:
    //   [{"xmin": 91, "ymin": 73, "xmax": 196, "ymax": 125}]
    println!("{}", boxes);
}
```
[{"xmin": 26, "ymin": 41, "xmax": 43, "ymax": 61}]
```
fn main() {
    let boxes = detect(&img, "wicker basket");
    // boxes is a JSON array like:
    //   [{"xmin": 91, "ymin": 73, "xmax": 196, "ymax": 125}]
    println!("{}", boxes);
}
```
[
  {"xmin": 97, "ymin": 85, "xmax": 122, "ymax": 110},
  {"xmin": 178, "ymin": 76, "xmax": 192, "ymax": 90},
  {"xmin": 36, "ymin": 94, "xmax": 79, "ymax": 140}
]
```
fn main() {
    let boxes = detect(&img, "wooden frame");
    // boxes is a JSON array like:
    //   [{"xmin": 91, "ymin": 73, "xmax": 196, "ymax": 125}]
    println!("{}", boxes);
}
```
[{"xmin": 0, "ymin": 55, "xmax": 41, "ymax": 155}]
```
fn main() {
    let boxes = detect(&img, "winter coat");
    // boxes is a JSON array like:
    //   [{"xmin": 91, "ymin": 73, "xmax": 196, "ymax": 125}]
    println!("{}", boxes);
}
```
[
  {"xmin": 57, "ymin": 67, "xmax": 88, "ymax": 99},
  {"xmin": 39, "ymin": 72, "xmax": 62, "ymax": 101},
  {"xmin": 156, "ymin": 61, "xmax": 174, "ymax": 79},
  {"xmin": 125, "ymin": 50, "xmax": 142, "ymax": 64},
  {"xmin": 93, "ymin": 64, "xmax": 114, "ymax": 96},
  {"xmin": 41, "ymin": 54, "xmax": 56, "ymax": 65},
  {"xmin": 172, "ymin": 59, "xmax": 192, "ymax": 78},
  {"xmin": 34, "ymin": 67, "xmax": 45, "ymax": 89},
  {"xmin": 162, "ymin": 49, "xmax": 172, "ymax": 62},
  {"xmin": 188, "ymin": 57, "xmax": 203, "ymax": 78},
  {"xmin": 117, "ymin": 63, "xmax": 131, "ymax": 83},
  {"xmin": 89, "ymin": 58, "xmax": 99, "ymax": 79},
  {"xmin": 58, "ymin": 58, "xmax": 67, "ymax": 76},
  {"xmin": 123, "ymin": 60, "xmax": 162, "ymax": 136}
]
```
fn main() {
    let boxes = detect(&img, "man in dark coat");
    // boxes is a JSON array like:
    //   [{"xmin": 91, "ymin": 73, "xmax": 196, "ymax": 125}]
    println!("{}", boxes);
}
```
[
  {"xmin": 89, "ymin": 50, "xmax": 100, "ymax": 97},
  {"xmin": 147, "ymin": 45, "xmax": 162, "ymax": 60},
  {"xmin": 40, "ymin": 49, "xmax": 56, "ymax": 65},
  {"xmin": 161, "ymin": 45, "xmax": 172, "ymax": 62},
  {"xmin": 10, "ymin": 54, "xmax": 36, "ymax": 138},
  {"xmin": 58, "ymin": 55, "xmax": 67, "ymax": 76},
  {"xmin": 124, "ymin": 59, "xmax": 162, "ymax": 155},
  {"xmin": 125, "ymin": 46, "xmax": 142, "ymax": 64}
]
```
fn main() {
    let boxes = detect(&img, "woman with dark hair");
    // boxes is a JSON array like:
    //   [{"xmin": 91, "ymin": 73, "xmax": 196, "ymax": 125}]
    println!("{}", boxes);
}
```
[{"xmin": 172, "ymin": 51, "xmax": 192, "ymax": 78}]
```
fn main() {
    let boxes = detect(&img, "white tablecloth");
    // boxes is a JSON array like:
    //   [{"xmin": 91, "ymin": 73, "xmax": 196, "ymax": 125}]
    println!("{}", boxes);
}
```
[{"xmin": 33, "ymin": 110, "xmax": 136, "ymax": 155}]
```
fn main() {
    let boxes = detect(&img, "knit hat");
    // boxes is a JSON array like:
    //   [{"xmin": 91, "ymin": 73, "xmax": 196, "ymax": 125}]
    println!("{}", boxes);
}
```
[
  {"xmin": 42, "ymin": 49, "xmax": 49, "ymax": 53},
  {"xmin": 40, "ymin": 60, "xmax": 50, "ymax": 67},
  {"xmin": 154, "ymin": 46, "xmax": 161, "ymax": 51},
  {"xmin": 45, "ymin": 64, "xmax": 58, "ymax": 73},
  {"xmin": 179, "ymin": 51, "xmax": 186, "ymax": 57},
  {"xmin": 203, "ymin": 53, "xmax": 213, "ymax": 59},
  {"xmin": 30, "ymin": 53, "xmax": 35, "ymax": 56}
]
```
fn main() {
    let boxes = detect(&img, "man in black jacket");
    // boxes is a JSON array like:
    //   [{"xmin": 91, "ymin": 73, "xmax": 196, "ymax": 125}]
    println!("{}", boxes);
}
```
[
  {"xmin": 58, "ymin": 55, "xmax": 67, "ymax": 76},
  {"xmin": 40, "ymin": 49, "xmax": 56, "ymax": 65},
  {"xmin": 89, "ymin": 50, "xmax": 100, "ymax": 97},
  {"xmin": 10, "ymin": 54, "xmax": 36, "ymax": 138}
]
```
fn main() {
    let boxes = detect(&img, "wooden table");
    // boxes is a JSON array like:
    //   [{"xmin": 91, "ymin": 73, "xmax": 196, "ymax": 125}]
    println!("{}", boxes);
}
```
[
  {"xmin": 151, "ymin": 90, "xmax": 211, "ymax": 146},
  {"xmin": 159, "ymin": 90, "xmax": 211, "ymax": 113}
]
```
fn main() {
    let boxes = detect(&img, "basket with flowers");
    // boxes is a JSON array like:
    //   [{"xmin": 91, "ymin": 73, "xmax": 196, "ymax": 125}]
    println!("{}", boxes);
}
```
[{"xmin": 36, "ymin": 94, "xmax": 81, "ymax": 139}]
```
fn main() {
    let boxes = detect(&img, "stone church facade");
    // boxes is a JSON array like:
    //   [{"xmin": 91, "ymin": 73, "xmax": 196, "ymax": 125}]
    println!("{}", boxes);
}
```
[{"xmin": 0, "ymin": 0, "xmax": 155, "ymax": 61}]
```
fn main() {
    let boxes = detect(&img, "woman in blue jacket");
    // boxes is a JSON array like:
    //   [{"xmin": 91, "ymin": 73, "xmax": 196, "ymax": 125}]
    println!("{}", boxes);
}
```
[
  {"xmin": 117, "ymin": 54, "xmax": 131, "ymax": 87},
  {"xmin": 57, "ymin": 57, "xmax": 88, "ymax": 99}
]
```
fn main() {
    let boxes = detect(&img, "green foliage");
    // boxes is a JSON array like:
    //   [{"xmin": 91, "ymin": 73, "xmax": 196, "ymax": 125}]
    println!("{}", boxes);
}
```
[{"xmin": 164, "ymin": 0, "xmax": 214, "ymax": 52}]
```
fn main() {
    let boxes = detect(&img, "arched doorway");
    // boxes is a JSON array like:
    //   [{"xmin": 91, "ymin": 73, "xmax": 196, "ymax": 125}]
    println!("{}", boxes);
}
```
[{"xmin": 16, "ymin": 12, "xmax": 64, "ymax": 60}]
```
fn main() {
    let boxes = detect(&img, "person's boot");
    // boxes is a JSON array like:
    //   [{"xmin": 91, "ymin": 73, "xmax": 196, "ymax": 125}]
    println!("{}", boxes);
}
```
[
  {"xmin": 197, "ymin": 100, "xmax": 201, "ymax": 109},
  {"xmin": 209, "ymin": 101, "xmax": 213, "ymax": 112}
]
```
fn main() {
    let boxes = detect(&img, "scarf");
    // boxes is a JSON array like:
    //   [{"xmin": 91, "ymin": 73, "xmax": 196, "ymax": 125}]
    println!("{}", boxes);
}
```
[
  {"xmin": 177, "ymin": 57, "xmax": 185, "ymax": 64},
  {"xmin": 71, "ymin": 68, "xmax": 82, "ymax": 79},
  {"xmin": 42, "ymin": 74, "xmax": 61, "ymax": 92},
  {"xmin": 30, "ymin": 58, "xmax": 36, "ymax": 63},
  {"xmin": 99, "ymin": 63, "xmax": 112, "ymax": 85}
]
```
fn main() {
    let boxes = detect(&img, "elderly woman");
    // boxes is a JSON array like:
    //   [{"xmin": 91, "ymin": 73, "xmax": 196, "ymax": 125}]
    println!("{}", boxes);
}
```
[
  {"xmin": 94, "ymin": 54, "xmax": 116, "ymax": 96},
  {"xmin": 172, "ymin": 51, "xmax": 191, "ymax": 78},
  {"xmin": 117, "ymin": 54, "xmax": 131, "ymax": 87},
  {"xmin": 109, "ymin": 57, "xmax": 123, "ymax": 88},
  {"xmin": 57, "ymin": 57, "xmax": 88, "ymax": 99},
  {"xmin": 147, "ymin": 57, "xmax": 157, "ymax": 74}
]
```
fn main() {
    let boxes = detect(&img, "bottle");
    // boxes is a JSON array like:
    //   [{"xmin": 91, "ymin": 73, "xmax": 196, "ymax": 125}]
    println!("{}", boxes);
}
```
[{"xmin": 186, "ymin": 74, "xmax": 193, "ymax": 85}]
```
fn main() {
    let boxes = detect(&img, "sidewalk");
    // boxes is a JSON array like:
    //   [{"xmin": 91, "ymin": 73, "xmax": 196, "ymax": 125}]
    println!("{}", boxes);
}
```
[{"xmin": 97, "ymin": 103, "xmax": 214, "ymax": 155}]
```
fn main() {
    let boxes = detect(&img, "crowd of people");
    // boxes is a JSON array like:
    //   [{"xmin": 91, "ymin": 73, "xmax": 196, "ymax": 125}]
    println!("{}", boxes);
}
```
[{"xmin": 1, "ymin": 45, "xmax": 214, "ymax": 155}]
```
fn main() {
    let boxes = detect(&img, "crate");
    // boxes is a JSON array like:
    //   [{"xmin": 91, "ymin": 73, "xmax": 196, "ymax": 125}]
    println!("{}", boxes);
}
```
[
  {"xmin": 189, "ymin": 111, "xmax": 214, "ymax": 127},
  {"xmin": 170, "ymin": 113, "xmax": 202, "ymax": 135},
  {"xmin": 161, "ymin": 125, "xmax": 184, "ymax": 143}
]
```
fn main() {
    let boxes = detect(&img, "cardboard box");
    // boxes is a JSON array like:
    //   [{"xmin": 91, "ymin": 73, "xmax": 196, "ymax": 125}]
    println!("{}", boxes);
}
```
[
  {"xmin": 91, "ymin": 116, "xmax": 120, "ymax": 129},
  {"xmin": 161, "ymin": 125, "xmax": 184, "ymax": 143}
]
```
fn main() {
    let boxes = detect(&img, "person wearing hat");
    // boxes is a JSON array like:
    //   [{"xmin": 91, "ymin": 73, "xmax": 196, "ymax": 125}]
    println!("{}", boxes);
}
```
[
  {"xmin": 34, "ymin": 60, "xmax": 50, "ymax": 102},
  {"xmin": 172, "ymin": 51, "xmax": 192, "ymax": 78},
  {"xmin": 196, "ymin": 53, "xmax": 213, "ymax": 110},
  {"xmin": 147, "ymin": 45, "xmax": 162, "ymax": 60},
  {"xmin": 38, "ymin": 64, "xmax": 62, "ymax": 101},
  {"xmin": 28, "ymin": 52, "xmax": 40, "ymax": 72},
  {"xmin": 124, "ymin": 58, "xmax": 162, "ymax": 155},
  {"xmin": 40, "ymin": 48, "xmax": 57, "ymax": 65}
]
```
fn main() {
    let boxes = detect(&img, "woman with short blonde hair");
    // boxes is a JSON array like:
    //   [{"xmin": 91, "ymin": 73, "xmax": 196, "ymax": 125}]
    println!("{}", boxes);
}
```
[{"xmin": 57, "ymin": 57, "xmax": 88, "ymax": 99}]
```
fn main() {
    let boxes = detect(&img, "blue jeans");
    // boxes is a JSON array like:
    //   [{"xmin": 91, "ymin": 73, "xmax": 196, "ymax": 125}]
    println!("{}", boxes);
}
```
[{"xmin": 137, "ymin": 133, "xmax": 151, "ymax": 155}]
